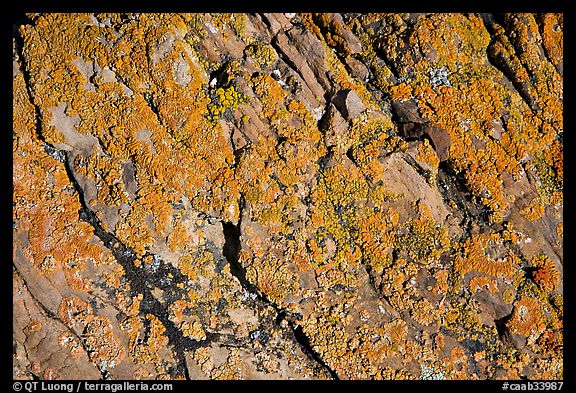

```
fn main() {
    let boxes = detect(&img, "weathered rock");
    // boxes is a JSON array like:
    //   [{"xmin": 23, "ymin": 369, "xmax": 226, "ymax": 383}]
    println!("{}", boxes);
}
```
[
  {"xmin": 332, "ymin": 89, "xmax": 366, "ymax": 120},
  {"xmin": 344, "ymin": 56, "xmax": 370, "ymax": 82},
  {"xmin": 378, "ymin": 152, "xmax": 451, "ymax": 225},
  {"xmin": 391, "ymin": 99, "xmax": 426, "ymax": 124},
  {"xmin": 13, "ymin": 12, "xmax": 562, "ymax": 381},
  {"xmin": 322, "ymin": 104, "xmax": 348, "ymax": 146},
  {"xmin": 329, "ymin": 14, "xmax": 363, "ymax": 54},
  {"xmin": 422, "ymin": 126, "xmax": 451, "ymax": 162}
]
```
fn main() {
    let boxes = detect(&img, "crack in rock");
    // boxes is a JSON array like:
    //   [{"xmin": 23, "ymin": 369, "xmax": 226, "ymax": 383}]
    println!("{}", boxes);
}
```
[{"xmin": 221, "ymin": 214, "xmax": 339, "ymax": 379}]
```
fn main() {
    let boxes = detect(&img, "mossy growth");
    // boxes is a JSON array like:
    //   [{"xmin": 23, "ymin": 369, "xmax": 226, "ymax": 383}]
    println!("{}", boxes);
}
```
[
  {"xmin": 530, "ymin": 147, "xmax": 563, "ymax": 205},
  {"xmin": 207, "ymin": 85, "xmax": 249, "ymax": 123},
  {"xmin": 244, "ymin": 42, "xmax": 278, "ymax": 70},
  {"xmin": 211, "ymin": 13, "xmax": 247, "ymax": 38},
  {"xmin": 394, "ymin": 204, "xmax": 449, "ymax": 266}
]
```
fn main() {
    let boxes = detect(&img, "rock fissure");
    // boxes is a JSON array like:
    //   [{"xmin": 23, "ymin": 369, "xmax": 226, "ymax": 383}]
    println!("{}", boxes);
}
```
[
  {"xmin": 221, "ymin": 215, "xmax": 340, "ymax": 379},
  {"xmin": 13, "ymin": 13, "xmax": 563, "ymax": 380}
]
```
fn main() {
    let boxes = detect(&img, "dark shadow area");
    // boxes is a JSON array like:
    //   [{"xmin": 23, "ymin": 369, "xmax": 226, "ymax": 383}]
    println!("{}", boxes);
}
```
[
  {"xmin": 291, "ymin": 323, "xmax": 340, "ymax": 380},
  {"xmin": 222, "ymin": 221, "xmax": 250, "ymax": 289}
]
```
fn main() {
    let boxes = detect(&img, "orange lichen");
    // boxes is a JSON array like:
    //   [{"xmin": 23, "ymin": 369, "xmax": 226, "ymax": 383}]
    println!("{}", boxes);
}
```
[
  {"xmin": 116, "ymin": 292, "xmax": 143, "ymax": 317},
  {"xmin": 167, "ymin": 217, "xmax": 191, "ymax": 253},
  {"xmin": 127, "ymin": 313, "xmax": 170, "ymax": 371},
  {"xmin": 357, "ymin": 12, "xmax": 562, "ymax": 224},
  {"xmin": 245, "ymin": 254, "xmax": 298, "ymax": 304},
  {"xmin": 469, "ymin": 276, "xmax": 498, "ymax": 293},
  {"xmin": 17, "ymin": 12, "xmax": 242, "ymax": 262},
  {"xmin": 415, "ymin": 139, "xmax": 440, "ymax": 177},
  {"xmin": 507, "ymin": 296, "xmax": 546, "ymax": 338},
  {"xmin": 58, "ymin": 297, "xmax": 94, "ymax": 329},
  {"xmin": 556, "ymin": 223, "xmax": 562, "ymax": 238},
  {"xmin": 168, "ymin": 299, "xmax": 187, "ymax": 325},
  {"xmin": 410, "ymin": 298, "xmax": 437, "ymax": 326},
  {"xmin": 103, "ymin": 265, "xmax": 126, "ymax": 290},
  {"xmin": 389, "ymin": 83, "xmax": 412, "ymax": 101},
  {"xmin": 501, "ymin": 221, "xmax": 522, "ymax": 243},
  {"xmin": 250, "ymin": 73, "xmax": 290, "ymax": 124},
  {"xmin": 531, "ymin": 254, "xmax": 560, "ymax": 291},
  {"xmin": 443, "ymin": 346, "xmax": 470, "ymax": 379},
  {"xmin": 25, "ymin": 320, "xmax": 43, "ymax": 333},
  {"xmin": 13, "ymin": 72, "xmax": 116, "ymax": 293},
  {"xmin": 432, "ymin": 269, "xmax": 450, "ymax": 296},
  {"xmin": 357, "ymin": 210, "xmax": 396, "ymax": 274},
  {"xmin": 538, "ymin": 14, "xmax": 563, "ymax": 68},
  {"xmin": 84, "ymin": 316, "xmax": 126, "ymax": 368},
  {"xmin": 13, "ymin": 12, "xmax": 562, "ymax": 380},
  {"xmin": 521, "ymin": 197, "xmax": 545, "ymax": 221},
  {"xmin": 58, "ymin": 332, "xmax": 85, "ymax": 360},
  {"xmin": 380, "ymin": 257, "xmax": 421, "ymax": 312},
  {"xmin": 453, "ymin": 233, "xmax": 518, "ymax": 278},
  {"xmin": 311, "ymin": 13, "xmax": 352, "ymax": 55}
]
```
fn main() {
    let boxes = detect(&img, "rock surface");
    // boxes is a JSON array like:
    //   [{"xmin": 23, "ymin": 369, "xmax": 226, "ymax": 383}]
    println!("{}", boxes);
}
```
[{"xmin": 13, "ymin": 13, "xmax": 562, "ymax": 380}]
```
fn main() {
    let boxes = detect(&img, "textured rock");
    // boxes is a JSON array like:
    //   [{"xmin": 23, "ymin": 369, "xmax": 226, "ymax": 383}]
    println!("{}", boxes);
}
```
[
  {"xmin": 332, "ymin": 89, "xmax": 366, "ymax": 120},
  {"xmin": 13, "ymin": 13, "xmax": 562, "ymax": 380}
]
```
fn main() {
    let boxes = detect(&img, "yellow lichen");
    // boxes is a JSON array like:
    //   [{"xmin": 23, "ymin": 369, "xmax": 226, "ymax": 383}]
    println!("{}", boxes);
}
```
[
  {"xmin": 244, "ymin": 42, "xmax": 278, "ymax": 69},
  {"xmin": 395, "ymin": 204, "xmax": 449, "ymax": 266}
]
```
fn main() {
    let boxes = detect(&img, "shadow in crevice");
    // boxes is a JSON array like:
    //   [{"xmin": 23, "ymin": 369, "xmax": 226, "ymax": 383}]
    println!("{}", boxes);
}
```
[
  {"xmin": 494, "ymin": 313, "xmax": 513, "ymax": 340},
  {"xmin": 291, "ymin": 323, "xmax": 340, "ymax": 380},
  {"xmin": 222, "ymin": 221, "xmax": 254, "ymax": 292}
]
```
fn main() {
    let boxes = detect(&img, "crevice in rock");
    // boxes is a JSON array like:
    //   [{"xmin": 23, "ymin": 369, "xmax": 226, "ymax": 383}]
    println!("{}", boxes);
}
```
[
  {"xmin": 290, "ymin": 322, "xmax": 340, "ymax": 380},
  {"xmin": 522, "ymin": 266, "xmax": 539, "ymax": 283},
  {"xmin": 494, "ymin": 312, "xmax": 513, "ymax": 341},
  {"xmin": 345, "ymin": 146, "xmax": 356, "ymax": 164},
  {"xmin": 142, "ymin": 92, "xmax": 165, "ymax": 128},
  {"xmin": 373, "ymin": 41, "xmax": 402, "ymax": 80},
  {"xmin": 317, "ymin": 92, "xmax": 335, "ymax": 132},
  {"xmin": 222, "ymin": 221, "xmax": 253, "ymax": 293},
  {"xmin": 60, "ymin": 151, "xmax": 227, "ymax": 379},
  {"xmin": 220, "ymin": 207, "xmax": 339, "ymax": 379},
  {"xmin": 480, "ymin": 14, "xmax": 539, "ymax": 114},
  {"xmin": 316, "ymin": 145, "xmax": 335, "ymax": 175},
  {"xmin": 17, "ymin": 33, "xmax": 226, "ymax": 374},
  {"xmin": 360, "ymin": 262, "xmax": 399, "ymax": 319},
  {"xmin": 436, "ymin": 161, "xmax": 491, "ymax": 240}
]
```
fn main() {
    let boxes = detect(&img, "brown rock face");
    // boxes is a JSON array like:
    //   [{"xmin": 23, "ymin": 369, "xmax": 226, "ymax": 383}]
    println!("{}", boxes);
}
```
[
  {"xmin": 332, "ymin": 89, "xmax": 366, "ymax": 120},
  {"xmin": 422, "ymin": 126, "xmax": 451, "ymax": 162},
  {"xmin": 13, "ymin": 13, "xmax": 562, "ymax": 380}
]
